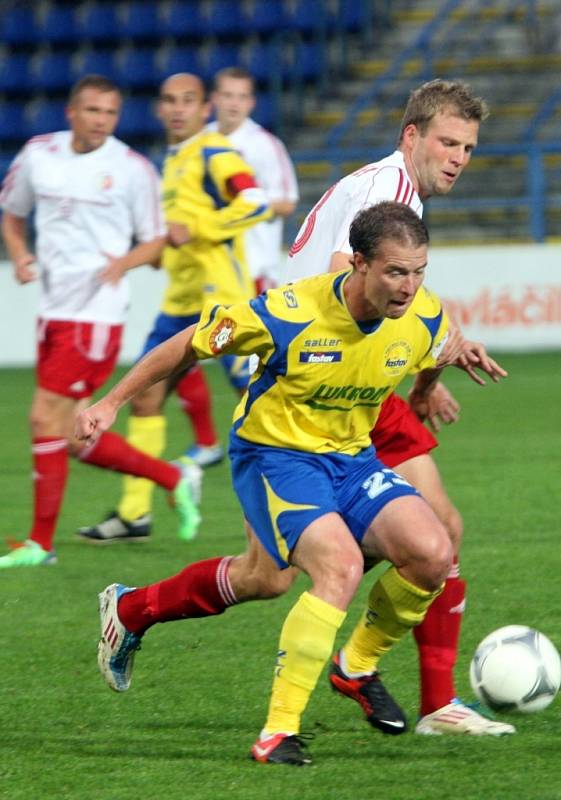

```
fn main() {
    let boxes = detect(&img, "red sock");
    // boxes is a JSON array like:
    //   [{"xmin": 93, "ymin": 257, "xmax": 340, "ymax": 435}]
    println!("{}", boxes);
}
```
[
  {"xmin": 118, "ymin": 556, "xmax": 236, "ymax": 634},
  {"xmin": 29, "ymin": 437, "xmax": 68, "ymax": 551},
  {"xmin": 80, "ymin": 431, "xmax": 179, "ymax": 490},
  {"xmin": 414, "ymin": 564, "xmax": 466, "ymax": 717},
  {"xmin": 176, "ymin": 366, "xmax": 218, "ymax": 447}
]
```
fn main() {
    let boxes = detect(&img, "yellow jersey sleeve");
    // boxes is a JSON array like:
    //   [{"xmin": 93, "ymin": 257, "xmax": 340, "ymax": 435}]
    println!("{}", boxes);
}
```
[
  {"xmin": 192, "ymin": 298, "xmax": 275, "ymax": 361},
  {"xmin": 167, "ymin": 139, "xmax": 271, "ymax": 243},
  {"xmin": 408, "ymin": 287, "xmax": 450, "ymax": 373}
]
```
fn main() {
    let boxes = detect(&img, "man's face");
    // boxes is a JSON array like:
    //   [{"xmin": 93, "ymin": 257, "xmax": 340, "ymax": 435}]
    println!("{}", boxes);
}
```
[
  {"xmin": 67, "ymin": 88, "xmax": 121, "ymax": 153},
  {"xmin": 358, "ymin": 239, "xmax": 428, "ymax": 320},
  {"xmin": 211, "ymin": 76, "xmax": 255, "ymax": 133},
  {"xmin": 157, "ymin": 75, "xmax": 210, "ymax": 144},
  {"xmin": 405, "ymin": 110, "xmax": 479, "ymax": 198}
]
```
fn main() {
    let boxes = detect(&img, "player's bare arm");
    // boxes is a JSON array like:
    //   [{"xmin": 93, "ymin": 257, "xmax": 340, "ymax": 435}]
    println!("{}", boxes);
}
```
[
  {"xmin": 1, "ymin": 211, "xmax": 38, "ymax": 283},
  {"xmin": 269, "ymin": 199, "xmax": 296, "ymax": 218},
  {"xmin": 98, "ymin": 235, "xmax": 167, "ymax": 285},
  {"xmin": 167, "ymin": 222, "xmax": 191, "ymax": 246},
  {"xmin": 75, "ymin": 324, "xmax": 198, "ymax": 445}
]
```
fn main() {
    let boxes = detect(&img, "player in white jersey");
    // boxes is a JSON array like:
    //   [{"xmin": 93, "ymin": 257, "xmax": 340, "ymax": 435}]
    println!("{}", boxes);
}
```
[
  {"xmin": 209, "ymin": 66, "xmax": 299, "ymax": 292},
  {"xmin": 0, "ymin": 75, "xmax": 201, "ymax": 569},
  {"xmin": 285, "ymin": 79, "xmax": 514, "ymax": 736}
]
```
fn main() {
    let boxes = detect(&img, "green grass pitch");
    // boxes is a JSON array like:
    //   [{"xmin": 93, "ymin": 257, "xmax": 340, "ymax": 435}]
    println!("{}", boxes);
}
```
[{"xmin": 1, "ymin": 354, "xmax": 561, "ymax": 800}]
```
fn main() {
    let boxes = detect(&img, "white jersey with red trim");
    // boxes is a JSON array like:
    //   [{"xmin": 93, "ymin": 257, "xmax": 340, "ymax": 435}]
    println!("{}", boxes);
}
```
[
  {"xmin": 208, "ymin": 118, "xmax": 299, "ymax": 283},
  {"xmin": 0, "ymin": 130, "xmax": 165, "ymax": 324},
  {"xmin": 285, "ymin": 150, "xmax": 423, "ymax": 281}
]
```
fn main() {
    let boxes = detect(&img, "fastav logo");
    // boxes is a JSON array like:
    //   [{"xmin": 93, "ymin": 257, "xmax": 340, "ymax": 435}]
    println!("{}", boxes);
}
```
[
  {"xmin": 209, "ymin": 318, "xmax": 236, "ymax": 353},
  {"xmin": 383, "ymin": 339, "xmax": 412, "ymax": 376},
  {"xmin": 299, "ymin": 351, "xmax": 342, "ymax": 364}
]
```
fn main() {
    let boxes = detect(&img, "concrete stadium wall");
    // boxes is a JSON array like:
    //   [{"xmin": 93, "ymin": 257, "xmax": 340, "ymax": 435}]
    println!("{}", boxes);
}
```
[{"xmin": 1, "ymin": 243, "xmax": 560, "ymax": 366}]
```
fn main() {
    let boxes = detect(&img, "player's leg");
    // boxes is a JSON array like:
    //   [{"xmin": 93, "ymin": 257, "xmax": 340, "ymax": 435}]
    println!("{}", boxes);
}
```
[
  {"xmin": 76, "ymin": 314, "xmax": 202, "ymax": 542},
  {"xmin": 97, "ymin": 520, "xmax": 298, "ymax": 691},
  {"xmin": 394, "ymin": 453, "xmax": 514, "ymax": 735},
  {"xmin": 328, "ymin": 457, "xmax": 451, "ymax": 735}
]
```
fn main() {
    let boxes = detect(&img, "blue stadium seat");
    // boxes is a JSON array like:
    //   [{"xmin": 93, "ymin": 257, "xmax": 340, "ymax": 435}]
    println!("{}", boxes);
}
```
[
  {"xmin": 240, "ymin": 40, "xmax": 288, "ymax": 85},
  {"xmin": 243, "ymin": 1, "xmax": 288, "ymax": 36},
  {"xmin": 72, "ymin": 49, "xmax": 119, "ymax": 83},
  {"xmin": 24, "ymin": 100, "xmax": 67, "ymax": 139},
  {"xmin": 38, "ymin": 5, "xmax": 79, "ymax": 45},
  {"xmin": 198, "ymin": 44, "xmax": 241, "ymax": 82},
  {"xmin": 116, "ymin": 48, "xmax": 159, "ymax": 89},
  {"xmin": 253, "ymin": 93, "xmax": 277, "ymax": 130},
  {"xmin": 291, "ymin": 41, "xmax": 325, "ymax": 82},
  {"xmin": 77, "ymin": 3, "xmax": 120, "ymax": 43},
  {"xmin": 160, "ymin": 1, "xmax": 206, "ymax": 38},
  {"xmin": 156, "ymin": 46, "xmax": 199, "ymax": 81},
  {"xmin": 205, "ymin": 0, "xmax": 246, "ymax": 38},
  {"xmin": 1, "ymin": 7, "xmax": 40, "ymax": 46},
  {"xmin": 0, "ymin": 104, "xmax": 25, "ymax": 143},
  {"xmin": 118, "ymin": 1, "xmax": 163, "ymax": 40},
  {"xmin": 116, "ymin": 97, "xmax": 159, "ymax": 139},
  {"xmin": 0, "ymin": 54, "xmax": 31, "ymax": 94},
  {"xmin": 286, "ymin": 0, "xmax": 330, "ymax": 34},
  {"xmin": 30, "ymin": 52, "xmax": 73, "ymax": 93}
]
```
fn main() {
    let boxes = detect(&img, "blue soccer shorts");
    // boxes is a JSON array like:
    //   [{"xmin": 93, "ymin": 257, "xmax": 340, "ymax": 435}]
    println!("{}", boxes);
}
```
[
  {"xmin": 229, "ymin": 433, "xmax": 420, "ymax": 569},
  {"xmin": 140, "ymin": 312, "xmax": 251, "ymax": 391}
]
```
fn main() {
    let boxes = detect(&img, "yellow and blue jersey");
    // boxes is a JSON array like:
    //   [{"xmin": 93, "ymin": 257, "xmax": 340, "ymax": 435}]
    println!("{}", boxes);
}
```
[
  {"xmin": 160, "ymin": 130, "xmax": 271, "ymax": 316},
  {"xmin": 192, "ymin": 270, "xmax": 449, "ymax": 455}
]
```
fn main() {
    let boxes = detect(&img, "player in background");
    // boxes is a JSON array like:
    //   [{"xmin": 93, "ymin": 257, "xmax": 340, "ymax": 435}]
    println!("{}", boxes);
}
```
[
  {"xmin": 77, "ymin": 72, "xmax": 270, "ymax": 544},
  {"xmin": 77, "ymin": 203, "xmax": 509, "ymax": 765},
  {"xmin": 286, "ymin": 78, "xmax": 514, "ymax": 735},
  {"xmin": 170, "ymin": 66, "xmax": 300, "ymax": 468},
  {"xmin": 208, "ymin": 66, "xmax": 299, "ymax": 294},
  {"xmin": 0, "ymin": 75, "xmax": 201, "ymax": 568}
]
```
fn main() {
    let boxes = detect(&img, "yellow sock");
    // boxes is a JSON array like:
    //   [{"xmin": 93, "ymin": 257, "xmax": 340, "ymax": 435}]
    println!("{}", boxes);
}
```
[
  {"xmin": 264, "ymin": 591, "xmax": 346, "ymax": 735},
  {"xmin": 118, "ymin": 415, "xmax": 166, "ymax": 522},
  {"xmin": 342, "ymin": 566, "xmax": 442, "ymax": 676}
]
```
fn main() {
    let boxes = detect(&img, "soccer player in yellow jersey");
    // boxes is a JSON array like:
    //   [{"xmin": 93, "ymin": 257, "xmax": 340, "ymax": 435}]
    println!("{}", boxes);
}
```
[
  {"xmin": 78, "ymin": 73, "xmax": 270, "ymax": 543},
  {"xmin": 77, "ymin": 202, "xmax": 506, "ymax": 765}
]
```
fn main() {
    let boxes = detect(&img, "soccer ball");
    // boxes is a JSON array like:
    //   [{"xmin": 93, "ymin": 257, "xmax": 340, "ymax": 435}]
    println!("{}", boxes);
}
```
[{"xmin": 470, "ymin": 625, "xmax": 561, "ymax": 713}]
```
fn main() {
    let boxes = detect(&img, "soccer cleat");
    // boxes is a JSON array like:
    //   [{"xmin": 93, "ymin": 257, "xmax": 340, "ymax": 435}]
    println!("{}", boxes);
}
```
[
  {"xmin": 415, "ymin": 700, "xmax": 516, "ymax": 736},
  {"xmin": 0, "ymin": 539, "xmax": 57, "ymax": 568},
  {"xmin": 97, "ymin": 583, "xmax": 142, "ymax": 692},
  {"xmin": 184, "ymin": 443, "xmax": 225, "ymax": 468},
  {"xmin": 329, "ymin": 652, "xmax": 407, "ymax": 735},
  {"xmin": 169, "ymin": 457, "xmax": 202, "ymax": 541},
  {"xmin": 250, "ymin": 733, "xmax": 313, "ymax": 766},
  {"xmin": 76, "ymin": 511, "xmax": 152, "ymax": 544}
]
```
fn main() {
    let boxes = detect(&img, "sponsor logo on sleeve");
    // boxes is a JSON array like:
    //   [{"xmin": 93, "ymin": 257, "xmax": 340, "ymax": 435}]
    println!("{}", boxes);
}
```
[
  {"xmin": 431, "ymin": 331, "xmax": 449, "ymax": 361},
  {"xmin": 283, "ymin": 288, "xmax": 298, "ymax": 308},
  {"xmin": 209, "ymin": 318, "xmax": 236, "ymax": 353}
]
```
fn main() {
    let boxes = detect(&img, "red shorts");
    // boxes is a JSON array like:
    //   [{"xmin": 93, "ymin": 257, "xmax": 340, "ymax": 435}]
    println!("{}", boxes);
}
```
[
  {"xmin": 37, "ymin": 319, "xmax": 123, "ymax": 399},
  {"xmin": 371, "ymin": 393, "xmax": 437, "ymax": 468}
]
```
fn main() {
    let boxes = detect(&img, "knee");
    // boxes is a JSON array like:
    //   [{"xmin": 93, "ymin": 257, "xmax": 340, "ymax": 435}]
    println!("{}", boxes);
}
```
[{"xmin": 411, "ymin": 523, "xmax": 453, "ymax": 591}]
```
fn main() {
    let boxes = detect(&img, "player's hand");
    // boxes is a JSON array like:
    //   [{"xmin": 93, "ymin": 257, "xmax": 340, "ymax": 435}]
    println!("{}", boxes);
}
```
[
  {"xmin": 75, "ymin": 400, "xmax": 117, "ymax": 446},
  {"xmin": 436, "ymin": 322, "xmax": 465, "ymax": 367},
  {"xmin": 454, "ymin": 341, "xmax": 508, "ymax": 385},
  {"xmin": 99, "ymin": 253, "xmax": 128, "ymax": 285},
  {"xmin": 14, "ymin": 253, "xmax": 38, "ymax": 284},
  {"xmin": 167, "ymin": 222, "xmax": 191, "ymax": 247},
  {"xmin": 408, "ymin": 381, "xmax": 460, "ymax": 433}
]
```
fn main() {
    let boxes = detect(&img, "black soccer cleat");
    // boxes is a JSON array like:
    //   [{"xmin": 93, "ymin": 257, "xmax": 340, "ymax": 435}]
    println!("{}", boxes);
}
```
[
  {"xmin": 329, "ymin": 651, "xmax": 407, "ymax": 735},
  {"xmin": 250, "ymin": 733, "xmax": 313, "ymax": 766},
  {"xmin": 76, "ymin": 511, "xmax": 152, "ymax": 544}
]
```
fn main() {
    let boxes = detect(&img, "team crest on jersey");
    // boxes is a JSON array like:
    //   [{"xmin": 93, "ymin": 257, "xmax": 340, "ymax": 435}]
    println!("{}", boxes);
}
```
[
  {"xmin": 98, "ymin": 173, "xmax": 113, "ymax": 191},
  {"xmin": 383, "ymin": 339, "xmax": 412, "ymax": 376},
  {"xmin": 209, "ymin": 318, "xmax": 236, "ymax": 353},
  {"xmin": 283, "ymin": 288, "xmax": 298, "ymax": 308}
]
